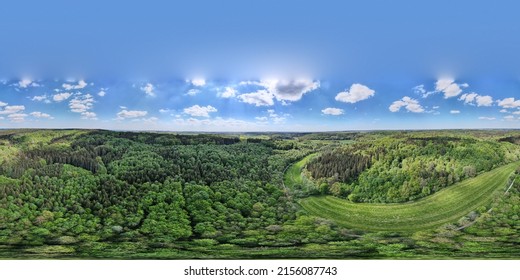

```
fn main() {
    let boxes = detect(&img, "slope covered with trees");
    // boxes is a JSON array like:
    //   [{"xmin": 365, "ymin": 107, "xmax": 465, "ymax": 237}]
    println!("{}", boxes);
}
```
[
  {"xmin": 305, "ymin": 133, "xmax": 520, "ymax": 202},
  {"xmin": 0, "ymin": 129, "xmax": 519, "ymax": 259}
]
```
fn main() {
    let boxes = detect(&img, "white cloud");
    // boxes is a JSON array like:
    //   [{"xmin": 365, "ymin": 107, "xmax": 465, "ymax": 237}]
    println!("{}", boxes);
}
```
[
  {"xmin": 513, "ymin": 111, "xmax": 520, "ymax": 115},
  {"xmin": 69, "ymin": 94, "xmax": 94, "ymax": 113},
  {"xmin": 459, "ymin": 92, "xmax": 493, "ymax": 107},
  {"xmin": 186, "ymin": 89, "xmax": 201, "ymax": 96},
  {"xmin": 268, "ymin": 79, "xmax": 319, "ymax": 102},
  {"xmin": 140, "ymin": 83, "xmax": 155, "ymax": 97},
  {"xmin": 237, "ymin": 79, "xmax": 319, "ymax": 105},
  {"xmin": 62, "ymin": 80, "xmax": 87, "ymax": 90},
  {"xmin": 458, "ymin": 93, "xmax": 478, "ymax": 104},
  {"xmin": 8, "ymin": 113, "xmax": 27, "ymax": 122},
  {"xmin": 504, "ymin": 115, "xmax": 516, "ymax": 121},
  {"xmin": 321, "ymin": 107, "xmax": 344, "ymax": 115},
  {"xmin": 81, "ymin": 112, "xmax": 97, "ymax": 120},
  {"xmin": 450, "ymin": 110, "xmax": 461, "ymax": 114},
  {"xmin": 497, "ymin": 97, "xmax": 520, "ymax": 109},
  {"xmin": 218, "ymin": 87, "xmax": 237, "ymax": 98},
  {"xmin": 30, "ymin": 112, "xmax": 53, "ymax": 119},
  {"xmin": 31, "ymin": 94, "xmax": 50, "ymax": 103},
  {"xmin": 97, "ymin": 88, "xmax": 107, "ymax": 97},
  {"xmin": 53, "ymin": 92, "xmax": 73, "ymax": 102},
  {"xmin": 238, "ymin": 90, "xmax": 274, "ymax": 106},
  {"xmin": 183, "ymin": 105, "xmax": 217, "ymax": 117},
  {"xmin": 252, "ymin": 109, "xmax": 289, "ymax": 124},
  {"xmin": 0, "ymin": 105, "xmax": 25, "ymax": 115},
  {"xmin": 434, "ymin": 78, "xmax": 467, "ymax": 98},
  {"xmin": 173, "ymin": 117, "xmax": 264, "ymax": 131},
  {"xmin": 117, "ymin": 109, "xmax": 148, "ymax": 119},
  {"xmin": 389, "ymin": 96, "xmax": 425, "ymax": 113},
  {"xmin": 500, "ymin": 109, "xmax": 509, "ymax": 113},
  {"xmin": 335, "ymin": 83, "xmax": 375, "ymax": 103},
  {"xmin": 478, "ymin": 116, "xmax": 496, "ymax": 120},
  {"xmin": 476, "ymin": 95, "xmax": 493, "ymax": 107},
  {"xmin": 159, "ymin": 108, "xmax": 171, "ymax": 114},
  {"xmin": 0, "ymin": 101, "xmax": 7, "ymax": 107},
  {"xmin": 190, "ymin": 78, "xmax": 206, "ymax": 87},
  {"xmin": 17, "ymin": 79, "xmax": 40, "ymax": 88},
  {"xmin": 413, "ymin": 84, "xmax": 426, "ymax": 95}
]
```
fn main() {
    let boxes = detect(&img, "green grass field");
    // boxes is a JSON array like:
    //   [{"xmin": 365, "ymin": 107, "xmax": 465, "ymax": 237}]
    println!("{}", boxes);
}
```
[
  {"xmin": 283, "ymin": 153, "xmax": 317, "ymax": 189},
  {"xmin": 300, "ymin": 161, "xmax": 519, "ymax": 232}
]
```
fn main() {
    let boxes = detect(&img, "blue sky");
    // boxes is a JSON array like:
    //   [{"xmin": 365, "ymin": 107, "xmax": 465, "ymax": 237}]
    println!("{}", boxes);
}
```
[{"xmin": 1, "ymin": 1, "xmax": 520, "ymax": 131}]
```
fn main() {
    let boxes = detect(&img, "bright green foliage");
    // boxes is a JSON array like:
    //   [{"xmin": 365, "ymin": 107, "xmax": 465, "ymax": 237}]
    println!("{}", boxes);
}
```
[
  {"xmin": 305, "ymin": 133, "xmax": 520, "ymax": 202},
  {"xmin": 300, "ymin": 161, "xmax": 519, "ymax": 231}
]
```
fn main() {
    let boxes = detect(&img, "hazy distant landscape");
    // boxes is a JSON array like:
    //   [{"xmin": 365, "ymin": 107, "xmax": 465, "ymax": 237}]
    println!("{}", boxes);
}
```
[{"xmin": 1, "ymin": 129, "xmax": 519, "ymax": 259}]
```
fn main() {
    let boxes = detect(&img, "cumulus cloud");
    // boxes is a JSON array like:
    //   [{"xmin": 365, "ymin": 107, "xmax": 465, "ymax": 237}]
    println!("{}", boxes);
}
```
[
  {"xmin": 238, "ymin": 90, "xmax": 274, "ymax": 106},
  {"xmin": 265, "ymin": 109, "xmax": 288, "ymax": 124},
  {"xmin": 81, "ymin": 112, "xmax": 97, "ymax": 120},
  {"xmin": 218, "ymin": 87, "xmax": 237, "ymax": 98},
  {"xmin": 497, "ymin": 97, "xmax": 520, "ymax": 109},
  {"xmin": 458, "ymin": 92, "xmax": 493, "ymax": 107},
  {"xmin": 478, "ymin": 116, "xmax": 496, "ymax": 120},
  {"xmin": 321, "ymin": 107, "xmax": 344, "ymax": 115},
  {"xmin": 0, "ymin": 105, "xmax": 25, "ymax": 115},
  {"xmin": 450, "ymin": 110, "xmax": 461, "ymax": 114},
  {"xmin": 69, "ymin": 94, "xmax": 94, "ymax": 113},
  {"xmin": 62, "ymin": 80, "xmax": 87, "ymax": 90},
  {"xmin": 30, "ymin": 112, "xmax": 53, "ymax": 119},
  {"xmin": 255, "ymin": 116, "xmax": 268, "ymax": 121},
  {"xmin": 389, "ymin": 96, "xmax": 425, "ymax": 113},
  {"xmin": 434, "ymin": 78, "xmax": 468, "ymax": 98},
  {"xmin": 8, "ymin": 113, "xmax": 27, "ymax": 122},
  {"xmin": 190, "ymin": 78, "xmax": 206, "ymax": 87},
  {"xmin": 237, "ymin": 79, "xmax": 319, "ymax": 106},
  {"xmin": 117, "ymin": 109, "xmax": 148, "ymax": 119},
  {"xmin": 140, "ymin": 83, "xmax": 155, "ymax": 97},
  {"xmin": 0, "ymin": 101, "xmax": 7, "ymax": 107},
  {"xmin": 173, "ymin": 117, "xmax": 264, "ymax": 131},
  {"xmin": 504, "ymin": 115, "xmax": 516, "ymax": 121},
  {"xmin": 97, "ymin": 88, "xmax": 107, "ymax": 97},
  {"xmin": 476, "ymin": 95, "xmax": 493, "ymax": 107},
  {"xmin": 68, "ymin": 94, "xmax": 97, "ymax": 119},
  {"xmin": 17, "ymin": 79, "xmax": 40, "ymax": 88},
  {"xmin": 31, "ymin": 94, "xmax": 50, "ymax": 103},
  {"xmin": 159, "ymin": 108, "xmax": 171, "ymax": 114},
  {"xmin": 335, "ymin": 83, "xmax": 375, "ymax": 103},
  {"xmin": 53, "ymin": 92, "xmax": 73, "ymax": 102},
  {"xmin": 268, "ymin": 79, "xmax": 319, "ymax": 101},
  {"xmin": 183, "ymin": 105, "xmax": 217, "ymax": 117}
]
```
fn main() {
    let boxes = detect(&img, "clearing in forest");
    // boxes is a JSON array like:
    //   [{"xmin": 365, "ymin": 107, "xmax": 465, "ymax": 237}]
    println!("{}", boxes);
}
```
[{"xmin": 299, "ymin": 161, "xmax": 518, "ymax": 232}]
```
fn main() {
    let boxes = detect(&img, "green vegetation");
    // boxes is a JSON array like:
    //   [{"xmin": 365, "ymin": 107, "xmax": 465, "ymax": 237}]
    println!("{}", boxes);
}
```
[
  {"xmin": 300, "ymin": 161, "xmax": 518, "ymax": 231},
  {"xmin": 283, "ymin": 153, "xmax": 316, "ymax": 189},
  {"xmin": 305, "ymin": 133, "xmax": 520, "ymax": 203},
  {"xmin": 0, "ymin": 129, "xmax": 519, "ymax": 259}
]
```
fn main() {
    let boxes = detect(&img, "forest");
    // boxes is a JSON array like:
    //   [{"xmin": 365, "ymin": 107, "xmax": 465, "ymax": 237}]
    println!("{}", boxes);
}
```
[{"xmin": 0, "ymin": 129, "xmax": 519, "ymax": 259}]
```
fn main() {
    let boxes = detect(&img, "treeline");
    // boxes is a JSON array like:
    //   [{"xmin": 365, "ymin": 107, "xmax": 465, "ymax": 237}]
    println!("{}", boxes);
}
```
[
  {"xmin": 306, "ymin": 134, "xmax": 520, "ymax": 203},
  {"xmin": 307, "ymin": 150, "xmax": 370, "ymax": 183}
]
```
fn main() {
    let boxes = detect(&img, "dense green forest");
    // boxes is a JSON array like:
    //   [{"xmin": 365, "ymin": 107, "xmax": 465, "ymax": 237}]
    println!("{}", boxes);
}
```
[{"xmin": 0, "ymin": 129, "xmax": 519, "ymax": 259}]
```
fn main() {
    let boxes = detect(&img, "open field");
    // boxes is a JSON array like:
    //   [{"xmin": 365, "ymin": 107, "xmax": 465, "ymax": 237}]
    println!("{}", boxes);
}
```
[
  {"xmin": 283, "ymin": 153, "xmax": 316, "ymax": 189},
  {"xmin": 300, "ymin": 161, "xmax": 519, "ymax": 232}
]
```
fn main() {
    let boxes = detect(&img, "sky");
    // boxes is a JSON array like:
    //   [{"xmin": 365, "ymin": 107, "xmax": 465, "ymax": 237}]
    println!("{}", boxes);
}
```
[{"xmin": 1, "ymin": 0, "xmax": 520, "ymax": 131}]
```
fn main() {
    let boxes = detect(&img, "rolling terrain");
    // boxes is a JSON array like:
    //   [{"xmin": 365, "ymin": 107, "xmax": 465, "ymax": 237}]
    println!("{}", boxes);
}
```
[{"xmin": 300, "ymin": 161, "xmax": 518, "ymax": 231}]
